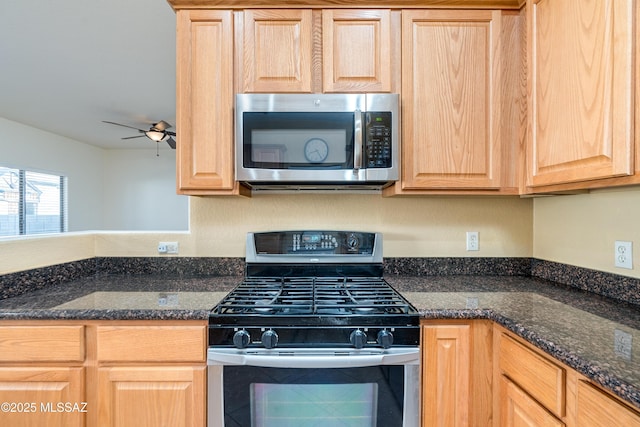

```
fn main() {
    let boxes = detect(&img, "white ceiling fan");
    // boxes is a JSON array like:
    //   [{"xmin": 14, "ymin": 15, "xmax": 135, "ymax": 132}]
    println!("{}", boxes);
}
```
[{"xmin": 102, "ymin": 120, "xmax": 177, "ymax": 153}]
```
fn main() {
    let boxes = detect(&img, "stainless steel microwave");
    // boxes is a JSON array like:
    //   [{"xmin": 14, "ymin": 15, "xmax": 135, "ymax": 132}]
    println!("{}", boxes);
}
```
[{"xmin": 235, "ymin": 93, "xmax": 399, "ymax": 190}]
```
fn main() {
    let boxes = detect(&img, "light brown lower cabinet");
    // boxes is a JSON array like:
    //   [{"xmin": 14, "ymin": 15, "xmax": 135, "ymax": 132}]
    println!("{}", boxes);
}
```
[
  {"xmin": 576, "ymin": 380, "xmax": 640, "ymax": 427},
  {"xmin": 421, "ymin": 320, "xmax": 493, "ymax": 427},
  {"xmin": 0, "ymin": 366, "xmax": 85, "ymax": 427},
  {"xmin": 4, "ymin": 318, "xmax": 640, "ymax": 427},
  {"xmin": 0, "ymin": 320, "xmax": 206, "ymax": 427},
  {"xmin": 0, "ymin": 323, "xmax": 86, "ymax": 427},
  {"xmin": 97, "ymin": 365, "xmax": 205, "ymax": 427},
  {"xmin": 494, "ymin": 325, "xmax": 640, "ymax": 427}
]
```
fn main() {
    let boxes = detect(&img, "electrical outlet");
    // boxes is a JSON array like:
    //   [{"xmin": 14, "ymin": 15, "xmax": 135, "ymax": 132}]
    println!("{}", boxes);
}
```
[
  {"xmin": 614, "ymin": 329, "xmax": 632, "ymax": 360},
  {"xmin": 158, "ymin": 293, "xmax": 180, "ymax": 307},
  {"xmin": 158, "ymin": 242, "xmax": 179, "ymax": 254},
  {"xmin": 614, "ymin": 241, "xmax": 633, "ymax": 269},
  {"xmin": 466, "ymin": 232, "xmax": 479, "ymax": 251},
  {"xmin": 466, "ymin": 297, "xmax": 479, "ymax": 309}
]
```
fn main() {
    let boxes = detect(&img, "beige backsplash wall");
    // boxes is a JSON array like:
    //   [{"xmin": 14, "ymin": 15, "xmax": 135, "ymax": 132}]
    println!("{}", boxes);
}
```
[
  {"xmin": 1, "ymin": 195, "xmax": 533, "ymax": 274},
  {"xmin": 188, "ymin": 195, "xmax": 533, "ymax": 257},
  {"xmin": 533, "ymin": 186, "xmax": 640, "ymax": 278}
]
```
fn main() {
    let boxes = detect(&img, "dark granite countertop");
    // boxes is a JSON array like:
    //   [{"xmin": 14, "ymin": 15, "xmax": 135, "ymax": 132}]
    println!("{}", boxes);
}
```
[
  {"xmin": 0, "ymin": 272, "xmax": 639, "ymax": 411},
  {"xmin": 0, "ymin": 275, "xmax": 240, "ymax": 320}
]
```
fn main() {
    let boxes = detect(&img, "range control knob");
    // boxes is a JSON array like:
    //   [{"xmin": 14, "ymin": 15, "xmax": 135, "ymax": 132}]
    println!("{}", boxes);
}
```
[
  {"xmin": 261, "ymin": 330, "xmax": 279, "ymax": 349},
  {"xmin": 346, "ymin": 233, "xmax": 360, "ymax": 251},
  {"xmin": 377, "ymin": 330, "xmax": 394, "ymax": 349},
  {"xmin": 350, "ymin": 329, "xmax": 368, "ymax": 349},
  {"xmin": 233, "ymin": 330, "xmax": 251, "ymax": 349}
]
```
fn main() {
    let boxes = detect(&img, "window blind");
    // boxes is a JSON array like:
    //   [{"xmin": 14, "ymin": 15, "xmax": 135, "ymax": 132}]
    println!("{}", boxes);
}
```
[{"xmin": 0, "ymin": 167, "xmax": 68, "ymax": 236}]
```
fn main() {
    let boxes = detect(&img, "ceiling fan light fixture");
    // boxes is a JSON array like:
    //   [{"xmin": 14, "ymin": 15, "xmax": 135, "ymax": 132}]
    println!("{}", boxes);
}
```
[{"xmin": 145, "ymin": 130, "xmax": 166, "ymax": 142}]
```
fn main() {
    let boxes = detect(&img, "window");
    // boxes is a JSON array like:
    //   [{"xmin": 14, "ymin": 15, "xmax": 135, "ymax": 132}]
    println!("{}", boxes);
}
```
[{"xmin": 0, "ymin": 167, "xmax": 67, "ymax": 236}]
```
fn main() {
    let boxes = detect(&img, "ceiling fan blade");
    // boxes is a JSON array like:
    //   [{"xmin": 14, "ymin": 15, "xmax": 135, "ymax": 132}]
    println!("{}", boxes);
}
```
[
  {"xmin": 152, "ymin": 120, "xmax": 172, "ymax": 131},
  {"xmin": 166, "ymin": 137, "xmax": 176, "ymax": 149},
  {"xmin": 165, "ymin": 130, "xmax": 176, "ymax": 136},
  {"xmin": 121, "ymin": 135, "xmax": 146, "ymax": 140},
  {"xmin": 102, "ymin": 120, "xmax": 146, "ymax": 132}
]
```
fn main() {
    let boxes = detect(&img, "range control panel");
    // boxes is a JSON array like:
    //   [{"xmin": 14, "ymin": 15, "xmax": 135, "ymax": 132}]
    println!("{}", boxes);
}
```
[{"xmin": 253, "ymin": 230, "xmax": 376, "ymax": 255}]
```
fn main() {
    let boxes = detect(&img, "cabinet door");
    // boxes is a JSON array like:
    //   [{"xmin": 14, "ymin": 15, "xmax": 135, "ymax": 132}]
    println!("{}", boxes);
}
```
[
  {"xmin": 242, "ymin": 9, "xmax": 312, "ymax": 93},
  {"xmin": 97, "ymin": 366, "xmax": 205, "ymax": 427},
  {"xmin": 0, "ymin": 367, "xmax": 84, "ymax": 427},
  {"xmin": 576, "ymin": 380, "xmax": 640, "ymax": 427},
  {"xmin": 422, "ymin": 324, "xmax": 470, "ymax": 426},
  {"xmin": 500, "ymin": 376, "xmax": 565, "ymax": 427},
  {"xmin": 176, "ymin": 10, "xmax": 237, "ymax": 194},
  {"xmin": 322, "ymin": 9, "xmax": 393, "ymax": 92},
  {"xmin": 527, "ymin": 0, "xmax": 634, "ymax": 187},
  {"xmin": 402, "ymin": 10, "xmax": 502, "ymax": 190}
]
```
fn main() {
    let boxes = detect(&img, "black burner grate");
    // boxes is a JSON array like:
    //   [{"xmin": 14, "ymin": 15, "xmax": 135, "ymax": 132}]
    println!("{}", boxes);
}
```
[{"xmin": 212, "ymin": 276, "xmax": 413, "ymax": 316}]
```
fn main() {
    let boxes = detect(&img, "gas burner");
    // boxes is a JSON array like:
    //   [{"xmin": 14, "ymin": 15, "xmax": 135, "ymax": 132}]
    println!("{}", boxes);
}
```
[{"xmin": 212, "ymin": 276, "xmax": 414, "ymax": 317}]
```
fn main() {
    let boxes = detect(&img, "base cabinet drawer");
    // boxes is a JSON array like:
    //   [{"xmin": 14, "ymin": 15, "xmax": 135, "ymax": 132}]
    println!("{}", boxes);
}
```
[
  {"xmin": 0, "ymin": 325, "xmax": 84, "ymax": 362},
  {"xmin": 498, "ymin": 332, "xmax": 565, "ymax": 417},
  {"xmin": 96, "ymin": 325, "xmax": 205, "ymax": 363}
]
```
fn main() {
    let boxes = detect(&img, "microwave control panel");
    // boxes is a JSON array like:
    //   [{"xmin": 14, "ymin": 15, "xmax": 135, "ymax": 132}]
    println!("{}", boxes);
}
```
[{"xmin": 364, "ymin": 112, "xmax": 392, "ymax": 168}]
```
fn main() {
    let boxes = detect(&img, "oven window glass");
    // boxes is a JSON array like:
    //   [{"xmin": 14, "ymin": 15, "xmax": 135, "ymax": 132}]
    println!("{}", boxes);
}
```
[
  {"xmin": 223, "ymin": 366, "xmax": 405, "ymax": 427},
  {"xmin": 242, "ymin": 112, "xmax": 354, "ymax": 169},
  {"xmin": 251, "ymin": 383, "xmax": 377, "ymax": 427}
]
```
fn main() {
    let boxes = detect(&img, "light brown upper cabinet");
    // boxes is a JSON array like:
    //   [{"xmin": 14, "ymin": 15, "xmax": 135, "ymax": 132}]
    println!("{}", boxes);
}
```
[
  {"xmin": 392, "ymin": 9, "xmax": 521, "ymax": 194},
  {"xmin": 241, "ymin": 9, "xmax": 397, "ymax": 94},
  {"xmin": 242, "ymin": 9, "xmax": 313, "ymax": 93},
  {"xmin": 322, "ymin": 9, "xmax": 394, "ymax": 93},
  {"xmin": 526, "ymin": 0, "xmax": 635, "ymax": 191},
  {"xmin": 176, "ymin": 10, "xmax": 244, "ymax": 195}
]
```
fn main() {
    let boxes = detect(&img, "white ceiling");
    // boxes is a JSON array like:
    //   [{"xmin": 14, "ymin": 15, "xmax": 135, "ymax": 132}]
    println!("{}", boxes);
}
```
[{"xmin": 0, "ymin": 0, "xmax": 178, "ymax": 149}]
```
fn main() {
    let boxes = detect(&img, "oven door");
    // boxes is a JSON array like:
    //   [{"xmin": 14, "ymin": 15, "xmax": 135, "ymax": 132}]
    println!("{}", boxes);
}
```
[{"xmin": 208, "ymin": 347, "xmax": 419, "ymax": 427}]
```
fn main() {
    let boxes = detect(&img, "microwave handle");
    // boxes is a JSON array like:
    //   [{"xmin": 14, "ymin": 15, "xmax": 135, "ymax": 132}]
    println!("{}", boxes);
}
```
[{"xmin": 353, "ymin": 110, "xmax": 363, "ymax": 172}]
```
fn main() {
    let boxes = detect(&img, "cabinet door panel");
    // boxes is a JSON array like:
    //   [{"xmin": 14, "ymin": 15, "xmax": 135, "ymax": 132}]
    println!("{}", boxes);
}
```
[
  {"xmin": 402, "ymin": 10, "xmax": 502, "ymax": 190},
  {"xmin": 422, "ymin": 324, "xmax": 470, "ymax": 426},
  {"xmin": 500, "ymin": 376, "xmax": 565, "ymax": 427},
  {"xmin": 176, "ymin": 10, "xmax": 236, "ymax": 193},
  {"xmin": 323, "ymin": 9, "xmax": 392, "ymax": 92},
  {"xmin": 0, "ymin": 367, "xmax": 84, "ymax": 427},
  {"xmin": 576, "ymin": 380, "xmax": 640, "ymax": 427},
  {"xmin": 527, "ymin": 0, "xmax": 634, "ymax": 186},
  {"xmin": 243, "ymin": 9, "xmax": 312, "ymax": 93},
  {"xmin": 98, "ymin": 366, "xmax": 205, "ymax": 427}
]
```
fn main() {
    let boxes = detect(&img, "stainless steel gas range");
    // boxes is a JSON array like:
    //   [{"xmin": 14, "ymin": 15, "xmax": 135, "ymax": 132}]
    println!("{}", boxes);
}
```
[{"xmin": 208, "ymin": 231, "xmax": 420, "ymax": 427}]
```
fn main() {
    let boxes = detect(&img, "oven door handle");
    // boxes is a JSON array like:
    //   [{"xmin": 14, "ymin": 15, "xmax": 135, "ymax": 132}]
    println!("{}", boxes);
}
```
[{"xmin": 208, "ymin": 348, "xmax": 419, "ymax": 369}]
